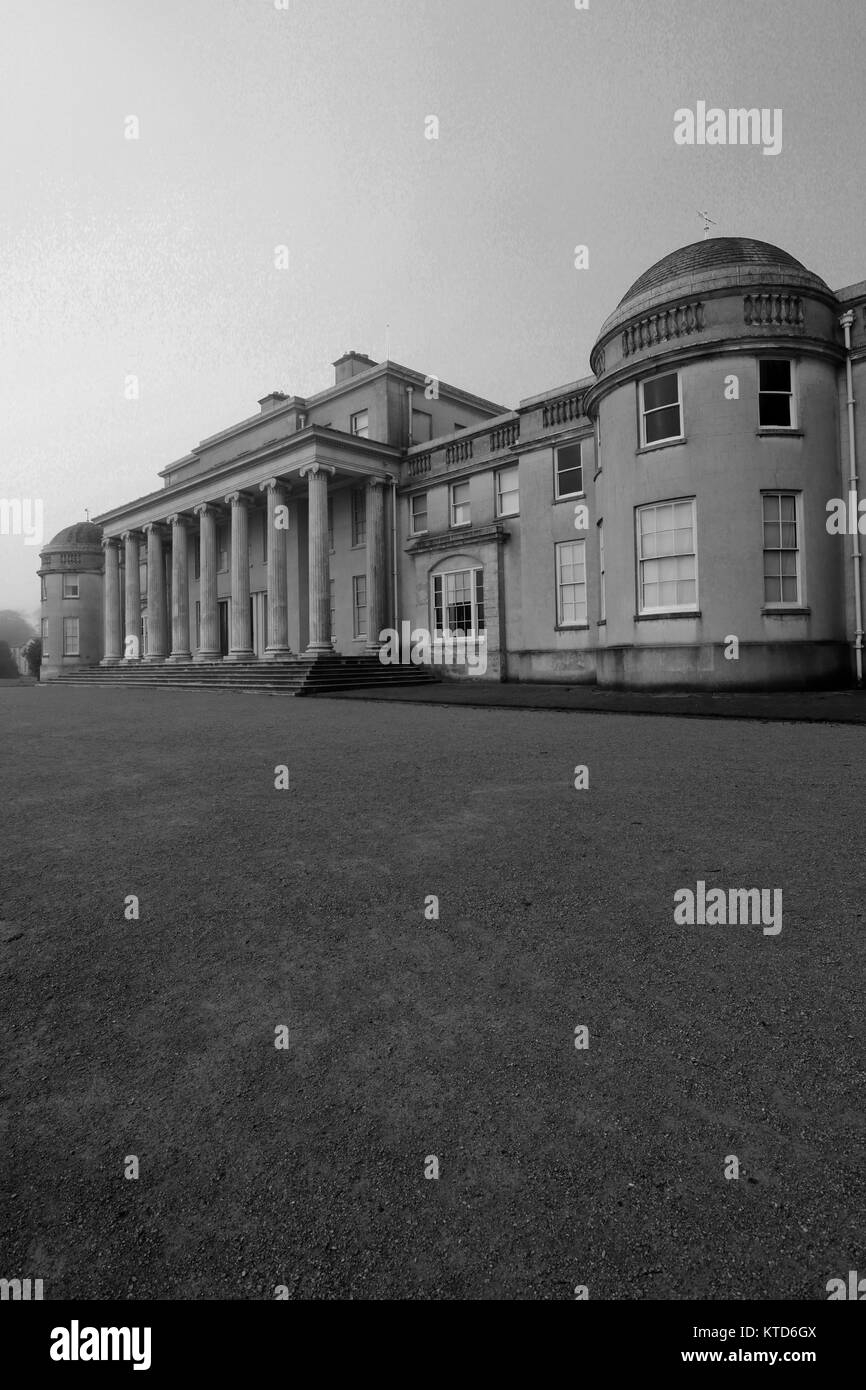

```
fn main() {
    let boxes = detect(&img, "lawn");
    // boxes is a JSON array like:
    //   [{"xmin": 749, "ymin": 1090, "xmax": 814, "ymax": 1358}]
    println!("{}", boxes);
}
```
[{"xmin": 1, "ymin": 685, "xmax": 864, "ymax": 1299}]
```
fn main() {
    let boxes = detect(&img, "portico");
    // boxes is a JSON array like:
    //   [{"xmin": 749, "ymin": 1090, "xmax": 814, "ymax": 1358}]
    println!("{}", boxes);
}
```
[{"xmin": 98, "ymin": 438, "xmax": 396, "ymax": 666}]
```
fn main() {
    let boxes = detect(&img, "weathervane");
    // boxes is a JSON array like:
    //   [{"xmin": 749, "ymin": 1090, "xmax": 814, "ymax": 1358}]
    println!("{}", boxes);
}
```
[{"xmin": 697, "ymin": 210, "xmax": 717, "ymax": 240}]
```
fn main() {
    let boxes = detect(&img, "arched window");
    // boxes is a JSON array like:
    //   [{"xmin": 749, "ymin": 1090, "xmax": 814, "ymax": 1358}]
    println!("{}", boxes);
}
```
[{"xmin": 431, "ymin": 566, "xmax": 485, "ymax": 638}]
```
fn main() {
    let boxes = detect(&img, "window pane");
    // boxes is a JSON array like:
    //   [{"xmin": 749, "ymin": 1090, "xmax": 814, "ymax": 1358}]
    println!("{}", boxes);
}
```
[
  {"xmin": 760, "ymin": 360, "xmax": 791, "ymax": 393},
  {"xmin": 759, "ymin": 393, "xmax": 792, "ymax": 428},
  {"xmin": 644, "ymin": 404, "xmax": 681, "ymax": 443},
  {"xmin": 643, "ymin": 374, "xmax": 679, "ymax": 411}
]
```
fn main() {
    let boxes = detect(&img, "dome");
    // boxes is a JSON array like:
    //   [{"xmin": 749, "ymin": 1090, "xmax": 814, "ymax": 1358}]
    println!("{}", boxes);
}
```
[
  {"xmin": 617, "ymin": 237, "xmax": 830, "ymax": 309},
  {"xmin": 44, "ymin": 521, "xmax": 103, "ymax": 551},
  {"xmin": 591, "ymin": 236, "xmax": 834, "ymax": 371}
]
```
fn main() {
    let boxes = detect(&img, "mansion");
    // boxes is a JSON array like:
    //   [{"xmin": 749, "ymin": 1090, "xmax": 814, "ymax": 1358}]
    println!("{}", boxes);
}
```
[{"xmin": 40, "ymin": 236, "xmax": 866, "ymax": 689}]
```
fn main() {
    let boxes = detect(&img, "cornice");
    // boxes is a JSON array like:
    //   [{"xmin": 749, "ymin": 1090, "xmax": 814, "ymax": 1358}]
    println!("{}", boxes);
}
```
[{"xmin": 583, "ymin": 334, "xmax": 845, "ymax": 416}]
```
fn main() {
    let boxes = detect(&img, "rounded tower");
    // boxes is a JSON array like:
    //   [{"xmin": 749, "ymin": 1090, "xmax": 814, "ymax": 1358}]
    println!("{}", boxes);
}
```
[
  {"xmin": 584, "ymin": 237, "xmax": 848, "ymax": 688},
  {"xmin": 38, "ymin": 521, "xmax": 104, "ymax": 680}
]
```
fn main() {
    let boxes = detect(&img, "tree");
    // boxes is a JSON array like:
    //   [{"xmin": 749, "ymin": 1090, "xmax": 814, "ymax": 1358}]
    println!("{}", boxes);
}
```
[
  {"xmin": 0, "ymin": 611, "xmax": 37, "ymax": 647},
  {"xmin": 0, "ymin": 641, "xmax": 19, "ymax": 679},
  {"xmin": 21, "ymin": 637, "xmax": 42, "ymax": 677}
]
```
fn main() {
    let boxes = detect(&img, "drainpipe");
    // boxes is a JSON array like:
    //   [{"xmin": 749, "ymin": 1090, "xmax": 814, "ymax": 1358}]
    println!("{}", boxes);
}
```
[
  {"xmin": 841, "ymin": 310, "xmax": 863, "ymax": 686},
  {"xmin": 406, "ymin": 386, "xmax": 414, "ymax": 446},
  {"xmin": 390, "ymin": 475, "xmax": 398, "ymax": 632}
]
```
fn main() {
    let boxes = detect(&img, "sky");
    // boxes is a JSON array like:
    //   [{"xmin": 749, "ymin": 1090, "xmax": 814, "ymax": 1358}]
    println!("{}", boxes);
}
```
[{"xmin": 1, "ymin": 0, "xmax": 865, "ymax": 617}]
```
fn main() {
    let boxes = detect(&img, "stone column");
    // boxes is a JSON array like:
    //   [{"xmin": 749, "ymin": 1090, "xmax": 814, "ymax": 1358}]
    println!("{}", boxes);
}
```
[
  {"xmin": 164, "ymin": 546, "xmax": 172, "ymax": 651},
  {"xmin": 224, "ymin": 491, "xmax": 255, "ymax": 661},
  {"xmin": 143, "ymin": 523, "xmax": 168, "ymax": 662},
  {"xmin": 260, "ymin": 478, "xmax": 292, "ymax": 659},
  {"xmin": 100, "ymin": 537, "xmax": 122, "ymax": 665},
  {"xmin": 300, "ymin": 463, "xmax": 335, "ymax": 652},
  {"xmin": 365, "ymin": 477, "xmax": 389, "ymax": 653},
  {"xmin": 122, "ymin": 530, "xmax": 142, "ymax": 662},
  {"xmin": 193, "ymin": 504, "xmax": 221, "ymax": 661},
  {"xmin": 166, "ymin": 514, "xmax": 192, "ymax": 662}
]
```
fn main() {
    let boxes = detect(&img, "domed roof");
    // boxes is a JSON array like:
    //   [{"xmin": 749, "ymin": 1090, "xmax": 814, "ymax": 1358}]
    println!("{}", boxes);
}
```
[
  {"xmin": 618, "ymin": 237, "xmax": 829, "ymax": 309},
  {"xmin": 44, "ymin": 521, "xmax": 103, "ymax": 550}
]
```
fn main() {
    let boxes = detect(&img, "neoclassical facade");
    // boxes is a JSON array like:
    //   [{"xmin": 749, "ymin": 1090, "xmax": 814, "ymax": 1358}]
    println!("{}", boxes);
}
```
[{"xmin": 40, "ymin": 238, "xmax": 866, "ymax": 689}]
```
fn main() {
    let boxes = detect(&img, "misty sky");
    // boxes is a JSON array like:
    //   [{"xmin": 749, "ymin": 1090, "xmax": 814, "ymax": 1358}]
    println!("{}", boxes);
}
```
[{"xmin": 2, "ymin": 0, "xmax": 864, "ymax": 615}]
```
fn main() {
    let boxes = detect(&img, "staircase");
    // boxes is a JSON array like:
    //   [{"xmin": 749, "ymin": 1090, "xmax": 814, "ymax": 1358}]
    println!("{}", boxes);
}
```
[{"xmin": 50, "ymin": 654, "xmax": 440, "ymax": 697}]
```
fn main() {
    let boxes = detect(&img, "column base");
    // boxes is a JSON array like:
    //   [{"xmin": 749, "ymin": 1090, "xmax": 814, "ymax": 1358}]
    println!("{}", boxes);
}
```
[
  {"xmin": 100, "ymin": 657, "xmax": 121, "ymax": 666},
  {"xmin": 143, "ymin": 655, "xmax": 167, "ymax": 664},
  {"xmin": 304, "ymin": 642, "xmax": 333, "ymax": 654},
  {"xmin": 225, "ymin": 650, "xmax": 256, "ymax": 662},
  {"xmin": 120, "ymin": 658, "xmax": 141, "ymax": 666},
  {"xmin": 265, "ymin": 646, "xmax": 293, "ymax": 660},
  {"xmin": 166, "ymin": 653, "xmax": 192, "ymax": 664},
  {"xmin": 194, "ymin": 651, "xmax": 222, "ymax": 663}
]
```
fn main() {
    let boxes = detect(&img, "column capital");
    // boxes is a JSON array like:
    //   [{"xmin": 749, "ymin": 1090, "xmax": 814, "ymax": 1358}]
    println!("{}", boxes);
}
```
[
  {"xmin": 224, "ymin": 490, "xmax": 253, "ymax": 506},
  {"xmin": 166, "ymin": 512, "xmax": 192, "ymax": 528},
  {"xmin": 299, "ymin": 463, "xmax": 336, "ymax": 480},
  {"xmin": 260, "ymin": 477, "xmax": 292, "ymax": 495},
  {"xmin": 193, "ymin": 502, "xmax": 219, "ymax": 520},
  {"xmin": 143, "ymin": 520, "xmax": 168, "ymax": 537},
  {"xmin": 366, "ymin": 475, "xmax": 390, "ymax": 490},
  {"xmin": 120, "ymin": 528, "xmax": 142, "ymax": 542},
  {"xmin": 101, "ymin": 535, "xmax": 119, "ymax": 551}
]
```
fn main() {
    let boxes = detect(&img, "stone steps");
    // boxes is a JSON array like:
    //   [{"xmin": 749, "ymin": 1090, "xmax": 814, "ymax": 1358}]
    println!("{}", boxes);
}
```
[{"xmin": 51, "ymin": 655, "xmax": 440, "ymax": 696}]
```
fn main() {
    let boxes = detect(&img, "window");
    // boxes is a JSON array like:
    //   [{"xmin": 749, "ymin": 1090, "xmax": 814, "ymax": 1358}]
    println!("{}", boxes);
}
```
[
  {"xmin": 432, "ymin": 568, "xmax": 485, "ymax": 637},
  {"xmin": 329, "ymin": 579, "xmax": 336, "ymax": 644},
  {"xmin": 327, "ymin": 497, "xmax": 334, "ymax": 553},
  {"xmin": 640, "ymin": 371, "xmax": 683, "ymax": 446},
  {"xmin": 40, "ymin": 576, "xmax": 47, "ymax": 602},
  {"xmin": 412, "ymin": 409, "xmax": 432, "ymax": 444},
  {"xmin": 410, "ymin": 493, "xmax": 428, "ymax": 536},
  {"xmin": 450, "ymin": 480, "xmax": 471, "ymax": 528},
  {"xmin": 556, "ymin": 541, "xmax": 587, "ymax": 627},
  {"xmin": 217, "ymin": 525, "xmax": 228, "ymax": 573},
  {"xmin": 41, "ymin": 617, "xmax": 48, "ymax": 653},
  {"xmin": 636, "ymin": 499, "xmax": 697, "ymax": 613},
  {"xmin": 555, "ymin": 442, "xmax": 584, "ymax": 500},
  {"xmin": 351, "ymin": 489, "xmax": 366, "ymax": 546},
  {"xmin": 598, "ymin": 521, "xmax": 605, "ymax": 622},
  {"xmin": 351, "ymin": 410, "xmax": 369, "ymax": 438},
  {"xmin": 496, "ymin": 465, "xmax": 519, "ymax": 517},
  {"xmin": 352, "ymin": 575, "xmax": 367, "ymax": 638},
  {"xmin": 762, "ymin": 493, "xmax": 801, "ymax": 605},
  {"xmin": 62, "ymin": 573, "xmax": 79, "ymax": 599},
  {"xmin": 62, "ymin": 616, "xmax": 79, "ymax": 656},
  {"xmin": 194, "ymin": 537, "xmax": 201, "ymax": 580},
  {"xmin": 759, "ymin": 359, "xmax": 795, "ymax": 429}
]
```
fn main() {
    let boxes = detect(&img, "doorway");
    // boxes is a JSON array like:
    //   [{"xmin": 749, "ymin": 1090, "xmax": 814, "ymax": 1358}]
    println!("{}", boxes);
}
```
[{"xmin": 218, "ymin": 600, "xmax": 230, "ymax": 656}]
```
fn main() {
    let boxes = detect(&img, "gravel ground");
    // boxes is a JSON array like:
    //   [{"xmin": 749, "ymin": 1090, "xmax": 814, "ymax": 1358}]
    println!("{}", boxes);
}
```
[{"xmin": 1, "ymin": 685, "xmax": 864, "ymax": 1300}]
